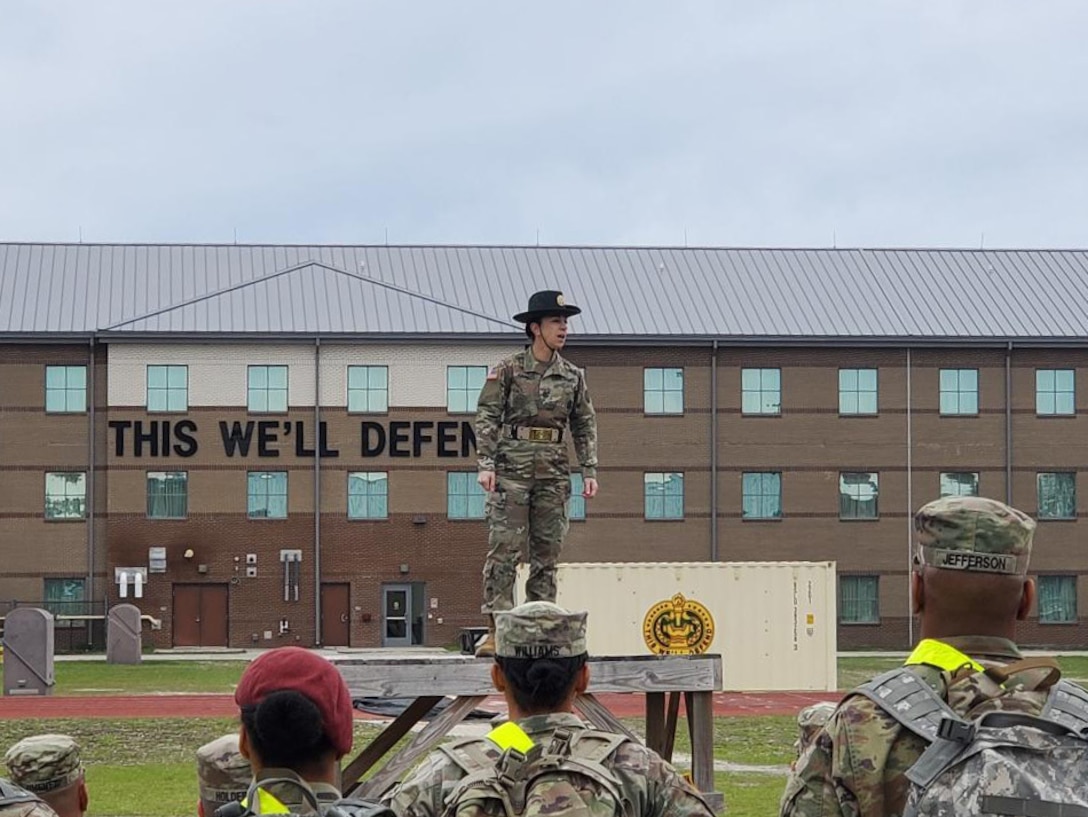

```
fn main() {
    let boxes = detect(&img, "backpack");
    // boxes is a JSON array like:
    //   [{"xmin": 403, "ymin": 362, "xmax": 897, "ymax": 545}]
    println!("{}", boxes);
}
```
[
  {"xmin": 214, "ymin": 775, "xmax": 395, "ymax": 817},
  {"xmin": 437, "ymin": 726, "xmax": 633, "ymax": 817},
  {"xmin": 852, "ymin": 658, "xmax": 1088, "ymax": 817}
]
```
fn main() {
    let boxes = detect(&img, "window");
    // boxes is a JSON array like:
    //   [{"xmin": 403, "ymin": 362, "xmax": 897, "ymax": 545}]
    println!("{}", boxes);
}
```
[
  {"xmin": 1038, "ymin": 576, "xmax": 1077, "ymax": 623},
  {"xmin": 569, "ymin": 473, "xmax": 586, "ymax": 521},
  {"xmin": 146, "ymin": 365, "xmax": 188, "ymax": 412},
  {"xmin": 447, "ymin": 472, "xmax": 486, "ymax": 519},
  {"xmin": 839, "ymin": 369, "xmax": 878, "ymax": 415},
  {"xmin": 348, "ymin": 472, "xmax": 389, "ymax": 519},
  {"xmin": 45, "ymin": 365, "xmax": 87, "ymax": 413},
  {"xmin": 939, "ymin": 368, "xmax": 978, "ymax": 415},
  {"xmin": 645, "ymin": 472, "xmax": 684, "ymax": 520},
  {"xmin": 44, "ymin": 472, "xmax": 87, "ymax": 520},
  {"xmin": 1036, "ymin": 369, "xmax": 1075, "ymax": 416},
  {"xmin": 348, "ymin": 366, "xmax": 389, "ymax": 413},
  {"xmin": 248, "ymin": 471, "xmax": 288, "ymax": 519},
  {"xmin": 248, "ymin": 365, "xmax": 288, "ymax": 413},
  {"xmin": 147, "ymin": 471, "xmax": 188, "ymax": 519},
  {"xmin": 644, "ymin": 368, "xmax": 684, "ymax": 414},
  {"xmin": 840, "ymin": 472, "xmax": 879, "ymax": 519},
  {"xmin": 742, "ymin": 472, "xmax": 782, "ymax": 519},
  {"xmin": 1038, "ymin": 472, "xmax": 1076, "ymax": 520},
  {"xmin": 940, "ymin": 472, "xmax": 979, "ymax": 498},
  {"xmin": 446, "ymin": 366, "xmax": 487, "ymax": 413},
  {"xmin": 43, "ymin": 578, "xmax": 86, "ymax": 627},
  {"xmin": 840, "ymin": 575, "xmax": 879, "ymax": 624},
  {"xmin": 741, "ymin": 368, "xmax": 781, "ymax": 415}
]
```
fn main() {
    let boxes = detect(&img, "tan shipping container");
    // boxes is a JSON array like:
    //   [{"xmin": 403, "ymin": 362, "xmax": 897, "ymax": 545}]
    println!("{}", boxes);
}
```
[{"xmin": 517, "ymin": 561, "xmax": 837, "ymax": 692}]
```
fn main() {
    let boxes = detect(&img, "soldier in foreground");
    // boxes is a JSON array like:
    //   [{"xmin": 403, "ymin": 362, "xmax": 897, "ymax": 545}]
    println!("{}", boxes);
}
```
[
  {"xmin": 382, "ymin": 601, "xmax": 716, "ymax": 817},
  {"xmin": 196, "ymin": 734, "xmax": 252, "ymax": 817},
  {"xmin": 781, "ymin": 496, "xmax": 1088, "ymax": 817},
  {"xmin": 473, "ymin": 291, "xmax": 599, "ymax": 657},
  {"xmin": 3, "ymin": 735, "xmax": 85, "ymax": 817}
]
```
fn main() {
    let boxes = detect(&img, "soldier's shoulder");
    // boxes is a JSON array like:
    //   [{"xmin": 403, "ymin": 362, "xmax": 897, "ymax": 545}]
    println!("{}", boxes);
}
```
[
  {"xmin": 832, "ymin": 691, "xmax": 900, "ymax": 737},
  {"xmin": 554, "ymin": 354, "xmax": 587, "ymax": 380},
  {"xmin": 0, "ymin": 803, "xmax": 57, "ymax": 817},
  {"xmin": 608, "ymin": 738, "xmax": 685, "ymax": 781}
]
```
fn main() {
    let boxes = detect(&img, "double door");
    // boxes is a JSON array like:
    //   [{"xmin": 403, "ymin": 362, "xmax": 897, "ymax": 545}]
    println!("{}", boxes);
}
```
[{"xmin": 172, "ymin": 584, "xmax": 228, "ymax": 647}]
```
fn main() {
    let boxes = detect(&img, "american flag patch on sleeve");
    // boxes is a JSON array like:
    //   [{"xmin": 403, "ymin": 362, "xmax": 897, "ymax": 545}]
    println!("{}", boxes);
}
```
[{"xmin": 486, "ymin": 367, "xmax": 499, "ymax": 381}]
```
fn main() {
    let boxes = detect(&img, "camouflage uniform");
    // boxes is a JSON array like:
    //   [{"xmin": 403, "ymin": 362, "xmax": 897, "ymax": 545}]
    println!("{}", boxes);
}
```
[
  {"xmin": 780, "ymin": 496, "xmax": 1065, "ymax": 817},
  {"xmin": 0, "ymin": 780, "xmax": 57, "ymax": 817},
  {"xmin": 381, "ymin": 602, "xmax": 715, "ymax": 817},
  {"xmin": 475, "ymin": 295, "xmax": 598, "ymax": 614},
  {"xmin": 196, "ymin": 734, "xmax": 252, "ymax": 817}
]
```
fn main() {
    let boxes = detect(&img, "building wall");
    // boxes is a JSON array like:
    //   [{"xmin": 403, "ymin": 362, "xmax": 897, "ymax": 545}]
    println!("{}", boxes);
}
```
[{"xmin": 1, "ymin": 340, "xmax": 1086, "ymax": 651}]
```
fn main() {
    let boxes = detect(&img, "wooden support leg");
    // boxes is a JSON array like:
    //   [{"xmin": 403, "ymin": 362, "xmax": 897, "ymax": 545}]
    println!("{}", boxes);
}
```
[
  {"xmin": 574, "ymin": 693, "xmax": 642, "ymax": 743},
  {"xmin": 685, "ymin": 691, "xmax": 715, "ymax": 795},
  {"xmin": 645, "ymin": 692, "xmax": 665, "ymax": 754},
  {"xmin": 352, "ymin": 694, "xmax": 488, "ymax": 800},
  {"xmin": 662, "ymin": 691, "xmax": 682, "ymax": 763},
  {"xmin": 340, "ymin": 696, "xmax": 442, "ymax": 789}
]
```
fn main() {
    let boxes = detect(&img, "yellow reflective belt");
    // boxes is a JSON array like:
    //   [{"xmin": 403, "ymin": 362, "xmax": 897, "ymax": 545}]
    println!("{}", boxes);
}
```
[
  {"xmin": 487, "ymin": 721, "xmax": 536, "ymax": 754},
  {"xmin": 904, "ymin": 638, "xmax": 984, "ymax": 674}
]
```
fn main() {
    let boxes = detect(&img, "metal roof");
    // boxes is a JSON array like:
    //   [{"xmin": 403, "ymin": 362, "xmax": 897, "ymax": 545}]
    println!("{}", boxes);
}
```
[{"xmin": 2, "ymin": 242, "xmax": 1087, "ymax": 342}]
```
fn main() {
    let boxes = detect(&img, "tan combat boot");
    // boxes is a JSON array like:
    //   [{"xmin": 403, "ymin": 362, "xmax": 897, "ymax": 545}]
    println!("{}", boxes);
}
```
[{"xmin": 474, "ymin": 616, "xmax": 496, "ymax": 658}]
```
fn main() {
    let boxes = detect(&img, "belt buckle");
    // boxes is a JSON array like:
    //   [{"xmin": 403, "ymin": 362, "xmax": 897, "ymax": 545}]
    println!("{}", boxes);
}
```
[{"xmin": 528, "ymin": 427, "xmax": 552, "ymax": 442}]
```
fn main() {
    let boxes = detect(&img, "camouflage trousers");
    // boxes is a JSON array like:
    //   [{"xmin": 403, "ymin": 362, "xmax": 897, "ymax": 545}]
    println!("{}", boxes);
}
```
[{"xmin": 482, "ymin": 473, "xmax": 571, "ymax": 614}]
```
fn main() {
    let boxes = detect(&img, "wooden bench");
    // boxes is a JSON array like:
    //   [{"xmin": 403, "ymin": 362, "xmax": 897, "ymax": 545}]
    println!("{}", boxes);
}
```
[{"xmin": 334, "ymin": 653, "xmax": 723, "ymax": 812}]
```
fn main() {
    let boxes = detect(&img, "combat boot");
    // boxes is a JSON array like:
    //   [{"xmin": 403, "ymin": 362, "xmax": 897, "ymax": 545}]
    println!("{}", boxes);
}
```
[{"xmin": 474, "ymin": 616, "xmax": 496, "ymax": 658}]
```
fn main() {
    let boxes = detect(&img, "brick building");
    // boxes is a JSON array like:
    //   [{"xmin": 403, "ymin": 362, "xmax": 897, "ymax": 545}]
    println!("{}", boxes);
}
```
[{"xmin": 1, "ymin": 243, "xmax": 1086, "ymax": 650}]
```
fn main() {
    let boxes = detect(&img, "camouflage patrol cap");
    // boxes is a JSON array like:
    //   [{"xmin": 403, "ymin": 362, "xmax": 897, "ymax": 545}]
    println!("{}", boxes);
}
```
[
  {"xmin": 794, "ymin": 702, "xmax": 837, "ymax": 754},
  {"xmin": 3, "ymin": 736, "xmax": 82, "ymax": 794},
  {"xmin": 914, "ymin": 496, "xmax": 1035, "ymax": 576},
  {"xmin": 195, "ymin": 734, "xmax": 251, "ymax": 813},
  {"xmin": 495, "ymin": 601, "xmax": 588, "ymax": 659}
]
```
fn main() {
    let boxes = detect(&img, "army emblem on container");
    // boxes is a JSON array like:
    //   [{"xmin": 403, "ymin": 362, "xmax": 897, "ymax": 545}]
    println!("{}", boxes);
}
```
[{"xmin": 642, "ymin": 593, "xmax": 715, "ymax": 655}]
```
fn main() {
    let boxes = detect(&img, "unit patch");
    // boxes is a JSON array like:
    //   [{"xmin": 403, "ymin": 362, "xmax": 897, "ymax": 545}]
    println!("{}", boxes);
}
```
[{"xmin": 642, "ymin": 593, "xmax": 715, "ymax": 655}]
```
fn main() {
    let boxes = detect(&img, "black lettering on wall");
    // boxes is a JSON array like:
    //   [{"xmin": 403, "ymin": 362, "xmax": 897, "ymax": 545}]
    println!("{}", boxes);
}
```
[
  {"xmin": 134, "ymin": 421, "xmax": 159, "ymax": 458},
  {"xmin": 319, "ymin": 421, "xmax": 340, "ymax": 458},
  {"xmin": 293, "ymin": 421, "xmax": 316, "ymax": 457},
  {"xmin": 220, "ymin": 421, "xmax": 255, "ymax": 457},
  {"xmin": 460, "ymin": 421, "xmax": 477, "ymax": 457},
  {"xmin": 437, "ymin": 421, "xmax": 458, "ymax": 458},
  {"xmin": 109, "ymin": 420, "xmax": 132, "ymax": 457},
  {"xmin": 173, "ymin": 420, "xmax": 198, "ymax": 457},
  {"xmin": 257, "ymin": 421, "xmax": 280, "ymax": 457},
  {"xmin": 388, "ymin": 421, "xmax": 411, "ymax": 458},
  {"xmin": 361, "ymin": 422, "xmax": 386, "ymax": 457},
  {"xmin": 412, "ymin": 421, "xmax": 434, "ymax": 457}
]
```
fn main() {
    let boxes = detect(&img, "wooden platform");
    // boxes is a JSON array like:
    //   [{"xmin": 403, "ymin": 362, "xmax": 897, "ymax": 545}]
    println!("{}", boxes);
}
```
[{"xmin": 333, "ymin": 654, "xmax": 724, "ymax": 812}]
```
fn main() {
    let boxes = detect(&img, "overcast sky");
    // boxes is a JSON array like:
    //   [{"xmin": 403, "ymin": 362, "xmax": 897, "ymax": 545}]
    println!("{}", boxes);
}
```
[{"xmin": 2, "ymin": 1, "xmax": 1087, "ymax": 249}]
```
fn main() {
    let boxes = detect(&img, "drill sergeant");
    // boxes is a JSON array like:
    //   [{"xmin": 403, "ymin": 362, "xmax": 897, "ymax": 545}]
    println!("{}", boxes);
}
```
[{"xmin": 473, "ymin": 291, "xmax": 598, "ymax": 657}]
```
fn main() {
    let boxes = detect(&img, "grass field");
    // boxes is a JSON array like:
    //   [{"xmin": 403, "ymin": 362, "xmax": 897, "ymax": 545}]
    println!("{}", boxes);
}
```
[
  {"xmin": 3, "ymin": 654, "xmax": 1086, "ymax": 817},
  {"xmin": 38, "ymin": 654, "xmax": 1088, "ymax": 696}
]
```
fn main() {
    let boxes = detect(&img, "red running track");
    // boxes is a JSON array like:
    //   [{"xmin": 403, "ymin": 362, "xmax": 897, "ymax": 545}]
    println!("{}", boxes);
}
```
[{"xmin": 0, "ymin": 691, "xmax": 842, "ymax": 720}]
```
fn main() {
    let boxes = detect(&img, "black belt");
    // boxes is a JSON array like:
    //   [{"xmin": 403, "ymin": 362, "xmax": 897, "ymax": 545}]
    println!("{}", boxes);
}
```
[{"xmin": 502, "ymin": 424, "xmax": 564, "ymax": 443}]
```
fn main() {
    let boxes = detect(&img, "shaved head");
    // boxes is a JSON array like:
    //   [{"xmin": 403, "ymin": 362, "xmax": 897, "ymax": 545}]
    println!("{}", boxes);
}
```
[{"xmin": 913, "ymin": 567, "xmax": 1034, "ymax": 640}]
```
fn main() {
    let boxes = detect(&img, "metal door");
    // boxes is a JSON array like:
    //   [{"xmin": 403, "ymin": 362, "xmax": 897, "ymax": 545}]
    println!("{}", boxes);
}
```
[
  {"xmin": 172, "ymin": 585, "xmax": 201, "ymax": 647},
  {"xmin": 321, "ymin": 583, "xmax": 351, "ymax": 647},
  {"xmin": 382, "ymin": 584, "xmax": 411, "ymax": 648},
  {"xmin": 172, "ymin": 584, "xmax": 229, "ymax": 647},
  {"xmin": 201, "ymin": 585, "xmax": 229, "ymax": 647}
]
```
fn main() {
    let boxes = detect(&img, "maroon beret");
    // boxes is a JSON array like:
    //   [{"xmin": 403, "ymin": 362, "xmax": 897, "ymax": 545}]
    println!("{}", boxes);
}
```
[{"xmin": 235, "ymin": 647, "xmax": 353, "ymax": 757}]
